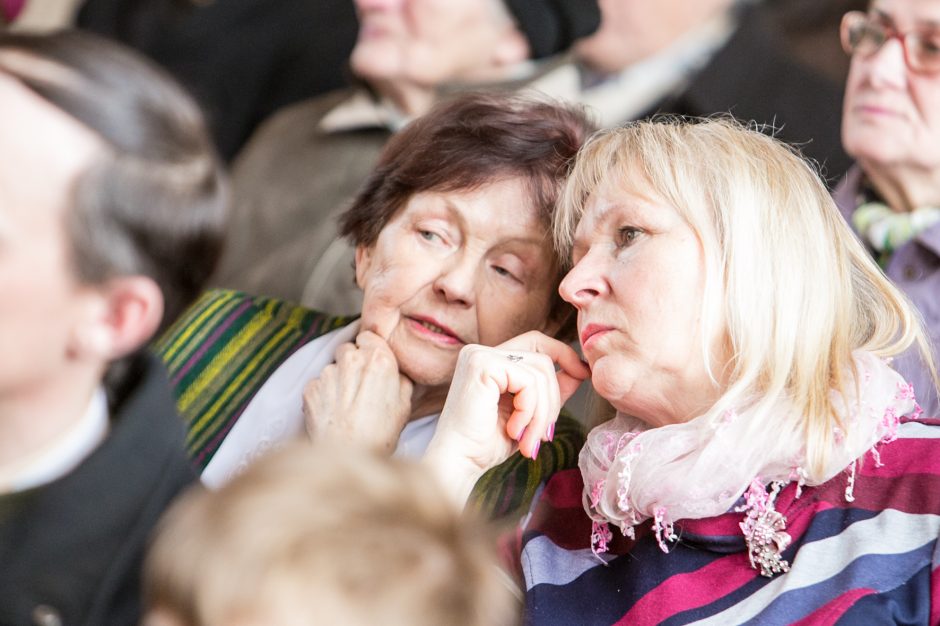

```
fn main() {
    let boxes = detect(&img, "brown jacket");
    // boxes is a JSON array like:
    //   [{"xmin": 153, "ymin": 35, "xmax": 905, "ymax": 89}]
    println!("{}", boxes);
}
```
[{"xmin": 213, "ymin": 87, "xmax": 391, "ymax": 313}]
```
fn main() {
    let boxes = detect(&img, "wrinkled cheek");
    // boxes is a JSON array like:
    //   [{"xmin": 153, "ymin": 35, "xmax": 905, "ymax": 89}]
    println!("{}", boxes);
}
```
[
  {"xmin": 479, "ymin": 293, "xmax": 553, "ymax": 346},
  {"xmin": 918, "ymin": 126, "xmax": 940, "ymax": 166},
  {"xmin": 476, "ymin": 310, "xmax": 519, "ymax": 346},
  {"xmin": 360, "ymin": 298, "xmax": 400, "ymax": 341},
  {"xmin": 359, "ymin": 285, "xmax": 402, "ymax": 341}
]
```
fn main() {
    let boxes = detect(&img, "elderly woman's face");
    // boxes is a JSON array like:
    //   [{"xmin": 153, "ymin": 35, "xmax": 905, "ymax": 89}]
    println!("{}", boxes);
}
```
[
  {"xmin": 355, "ymin": 178, "xmax": 558, "ymax": 387},
  {"xmin": 842, "ymin": 0, "xmax": 940, "ymax": 172},
  {"xmin": 558, "ymin": 181, "xmax": 725, "ymax": 426}
]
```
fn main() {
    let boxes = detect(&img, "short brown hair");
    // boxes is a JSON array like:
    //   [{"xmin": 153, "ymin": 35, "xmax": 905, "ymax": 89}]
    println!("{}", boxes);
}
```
[
  {"xmin": 144, "ymin": 443, "xmax": 518, "ymax": 626},
  {"xmin": 0, "ymin": 30, "xmax": 227, "ymax": 333},
  {"xmin": 340, "ymin": 92, "xmax": 594, "ymax": 338}
]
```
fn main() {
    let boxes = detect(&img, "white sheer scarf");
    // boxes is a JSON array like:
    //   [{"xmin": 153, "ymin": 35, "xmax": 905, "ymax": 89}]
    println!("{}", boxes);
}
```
[{"xmin": 580, "ymin": 351, "xmax": 919, "ymax": 565}]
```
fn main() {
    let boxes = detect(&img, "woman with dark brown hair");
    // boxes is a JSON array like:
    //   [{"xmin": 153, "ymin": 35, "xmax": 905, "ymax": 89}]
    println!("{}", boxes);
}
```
[{"xmin": 157, "ymin": 92, "xmax": 593, "ymax": 519}]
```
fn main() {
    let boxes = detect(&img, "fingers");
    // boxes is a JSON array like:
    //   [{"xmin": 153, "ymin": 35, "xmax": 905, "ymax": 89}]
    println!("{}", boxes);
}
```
[
  {"xmin": 477, "ymin": 348, "xmax": 561, "ymax": 459},
  {"xmin": 398, "ymin": 373, "xmax": 414, "ymax": 407},
  {"xmin": 334, "ymin": 333, "xmax": 399, "ymax": 380},
  {"xmin": 498, "ymin": 331, "xmax": 589, "ymax": 409},
  {"xmin": 499, "ymin": 331, "xmax": 590, "ymax": 383},
  {"xmin": 334, "ymin": 341, "xmax": 356, "ymax": 361},
  {"xmin": 355, "ymin": 329, "xmax": 391, "ymax": 351}
]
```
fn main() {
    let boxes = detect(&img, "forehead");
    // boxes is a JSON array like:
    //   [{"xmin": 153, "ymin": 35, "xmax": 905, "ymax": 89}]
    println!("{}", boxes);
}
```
[
  {"xmin": 871, "ymin": 0, "xmax": 940, "ymax": 24},
  {"xmin": 403, "ymin": 177, "xmax": 549, "ymax": 239},
  {"xmin": 0, "ymin": 71, "xmax": 103, "ymax": 217},
  {"xmin": 574, "ymin": 180, "xmax": 666, "ymax": 239}
]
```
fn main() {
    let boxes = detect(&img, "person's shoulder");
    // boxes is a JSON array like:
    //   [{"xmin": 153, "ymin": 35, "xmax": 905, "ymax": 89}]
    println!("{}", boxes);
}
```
[
  {"xmin": 890, "ymin": 416, "xmax": 940, "ymax": 466},
  {"xmin": 155, "ymin": 289, "xmax": 350, "ymax": 352},
  {"xmin": 524, "ymin": 467, "xmax": 591, "ymax": 538},
  {"xmin": 249, "ymin": 88, "xmax": 357, "ymax": 141},
  {"xmin": 231, "ymin": 87, "xmax": 359, "ymax": 170},
  {"xmin": 153, "ymin": 288, "xmax": 353, "ymax": 407},
  {"xmin": 153, "ymin": 289, "xmax": 355, "ymax": 470},
  {"xmin": 863, "ymin": 417, "xmax": 940, "ymax": 506}
]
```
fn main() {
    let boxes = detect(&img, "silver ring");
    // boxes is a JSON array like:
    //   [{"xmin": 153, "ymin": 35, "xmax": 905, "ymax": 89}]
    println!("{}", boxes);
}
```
[{"xmin": 507, "ymin": 354, "xmax": 523, "ymax": 362}]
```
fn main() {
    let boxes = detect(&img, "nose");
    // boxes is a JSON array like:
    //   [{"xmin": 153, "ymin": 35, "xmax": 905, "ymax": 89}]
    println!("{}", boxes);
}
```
[
  {"xmin": 559, "ymin": 248, "xmax": 608, "ymax": 308},
  {"xmin": 865, "ymin": 36, "xmax": 908, "ymax": 89},
  {"xmin": 433, "ymin": 252, "xmax": 477, "ymax": 307}
]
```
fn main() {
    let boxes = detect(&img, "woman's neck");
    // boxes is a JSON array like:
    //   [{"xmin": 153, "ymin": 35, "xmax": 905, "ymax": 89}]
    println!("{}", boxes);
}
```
[
  {"xmin": 862, "ymin": 161, "xmax": 940, "ymax": 212},
  {"xmin": 408, "ymin": 383, "xmax": 449, "ymax": 422},
  {"xmin": 0, "ymin": 368, "xmax": 102, "ymax": 472},
  {"xmin": 373, "ymin": 79, "xmax": 436, "ymax": 118}
]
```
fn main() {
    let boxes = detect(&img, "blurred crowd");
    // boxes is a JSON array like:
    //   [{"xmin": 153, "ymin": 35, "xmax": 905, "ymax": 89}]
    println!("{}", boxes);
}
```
[{"xmin": 2, "ymin": 0, "xmax": 939, "ymax": 624}]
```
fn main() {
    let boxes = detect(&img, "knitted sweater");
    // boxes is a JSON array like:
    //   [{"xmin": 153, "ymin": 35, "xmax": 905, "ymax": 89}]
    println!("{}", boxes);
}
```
[{"xmin": 516, "ymin": 417, "xmax": 940, "ymax": 625}]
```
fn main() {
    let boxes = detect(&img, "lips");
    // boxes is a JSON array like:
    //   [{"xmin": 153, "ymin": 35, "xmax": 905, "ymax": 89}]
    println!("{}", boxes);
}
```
[
  {"xmin": 357, "ymin": 20, "xmax": 391, "ymax": 41},
  {"xmin": 580, "ymin": 323, "xmax": 613, "ymax": 348},
  {"xmin": 852, "ymin": 102, "xmax": 904, "ymax": 118},
  {"xmin": 406, "ymin": 315, "xmax": 466, "ymax": 346}
]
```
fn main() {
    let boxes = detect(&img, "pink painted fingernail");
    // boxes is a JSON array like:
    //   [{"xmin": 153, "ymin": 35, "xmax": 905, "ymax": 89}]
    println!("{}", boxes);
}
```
[
  {"xmin": 532, "ymin": 441, "xmax": 541, "ymax": 459},
  {"xmin": 516, "ymin": 426, "xmax": 527, "ymax": 442},
  {"xmin": 547, "ymin": 423, "xmax": 555, "ymax": 442}
]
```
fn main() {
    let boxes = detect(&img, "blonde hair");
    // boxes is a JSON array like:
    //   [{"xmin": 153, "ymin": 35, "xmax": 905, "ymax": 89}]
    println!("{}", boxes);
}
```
[
  {"xmin": 144, "ymin": 443, "xmax": 518, "ymax": 626},
  {"xmin": 555, "ymin": 117, "xmax": 938, "ymax": 479}
]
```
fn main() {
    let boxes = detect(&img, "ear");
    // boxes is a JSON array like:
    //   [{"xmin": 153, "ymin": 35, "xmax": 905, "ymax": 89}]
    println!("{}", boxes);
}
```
[
  {"xmin": 354, "ymin": 243, "xmax": 374, "ymax": 291},
  {"xmin": 493, "ymin": 25, "xmax": 531, "ymax": 66},
  {"xmin": 68, "ymin": 276, "xmax": 164, "ymax": 362}
]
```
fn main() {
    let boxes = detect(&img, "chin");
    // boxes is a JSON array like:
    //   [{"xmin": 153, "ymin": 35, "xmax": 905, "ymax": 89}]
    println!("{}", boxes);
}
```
[
  {"xmin": 396, "ymin": 354, "xmax": 456, "ymax": 388},
  {"xmin": 350, "ymin": 51, "xmax": 395, "ymax": 82}
]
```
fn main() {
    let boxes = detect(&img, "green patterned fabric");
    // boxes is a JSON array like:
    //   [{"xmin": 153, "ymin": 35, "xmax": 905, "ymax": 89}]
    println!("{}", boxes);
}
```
[
  {"xmin": 155, "ymin": 289, "xmax": 585, "ymax": 520},
  {"xmin": 470, "ymin": 410, "xmax": 584, "ymax": 520},
  {"xmin": 153, "ymin": 289, "xmax": 351, "ymax": 468}
]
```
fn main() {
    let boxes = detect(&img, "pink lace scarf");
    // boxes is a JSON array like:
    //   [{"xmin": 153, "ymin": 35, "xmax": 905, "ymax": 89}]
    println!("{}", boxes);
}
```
[{"xmin": 581, "ymin": 351, "xmax": 921, "ymax": 576}]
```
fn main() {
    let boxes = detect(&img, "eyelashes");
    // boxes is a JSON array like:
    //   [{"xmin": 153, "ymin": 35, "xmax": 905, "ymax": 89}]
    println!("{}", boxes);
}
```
[{"xmin": 616, "ymin": 226, "xmax": 643, "ymax": 248}]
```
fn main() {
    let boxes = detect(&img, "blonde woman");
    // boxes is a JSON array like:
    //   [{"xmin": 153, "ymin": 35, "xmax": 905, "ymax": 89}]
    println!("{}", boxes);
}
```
[{"xmin": 423, "ymin": 118, "xmax": 940, "ymax": 624}]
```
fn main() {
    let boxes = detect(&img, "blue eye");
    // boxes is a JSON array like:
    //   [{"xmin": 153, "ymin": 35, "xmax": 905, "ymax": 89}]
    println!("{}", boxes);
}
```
[{"xmin": 419, "ymin": 230, "xmax": 441, "ymax": 242}]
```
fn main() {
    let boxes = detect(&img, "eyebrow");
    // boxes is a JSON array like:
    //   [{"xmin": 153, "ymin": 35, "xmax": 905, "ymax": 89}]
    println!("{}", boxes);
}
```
[
  {"xmin": 438, "ymin": 195, "xmax": 549, "ymax": 249},
  {"xmin": 871, "ymin": 7, "xmax": 940, "ymax": 29}
]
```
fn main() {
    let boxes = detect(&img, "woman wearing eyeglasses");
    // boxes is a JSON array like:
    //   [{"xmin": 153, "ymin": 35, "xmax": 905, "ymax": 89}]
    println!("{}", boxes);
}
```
[{"xmin": 837, "ymin": 0, "xmax": 940, "ymax": 416}]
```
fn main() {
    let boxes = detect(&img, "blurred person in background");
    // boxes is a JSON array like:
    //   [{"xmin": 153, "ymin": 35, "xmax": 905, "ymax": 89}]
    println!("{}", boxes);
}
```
[
  {"xmin": 143, "ymin": 442, "xmax": 519, "ymax": 626},
  {"xmin": 834, "ymin": 0, "xmax": 940, "ymax": 416},
  {"xmin": 2, "ymin": 0, "xmax": 360, "ymax": 162},
  {"xmin": 75, "ymin": 0, "xmax": 360, "ymax": 162},
  {"xmin": 0, "ymin": 30, "xmax": 226, "ymax": 625},
  {"xmin": 763, "ymin": 0, "xmax": 868, "ymax": 84},
  {"xmin": 531, "ymin": 0, "xmax": 852, "ymax": 184},
  {"xmin": 213, "ymin": 0, "xmax": 600, "ymax": 315}
]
